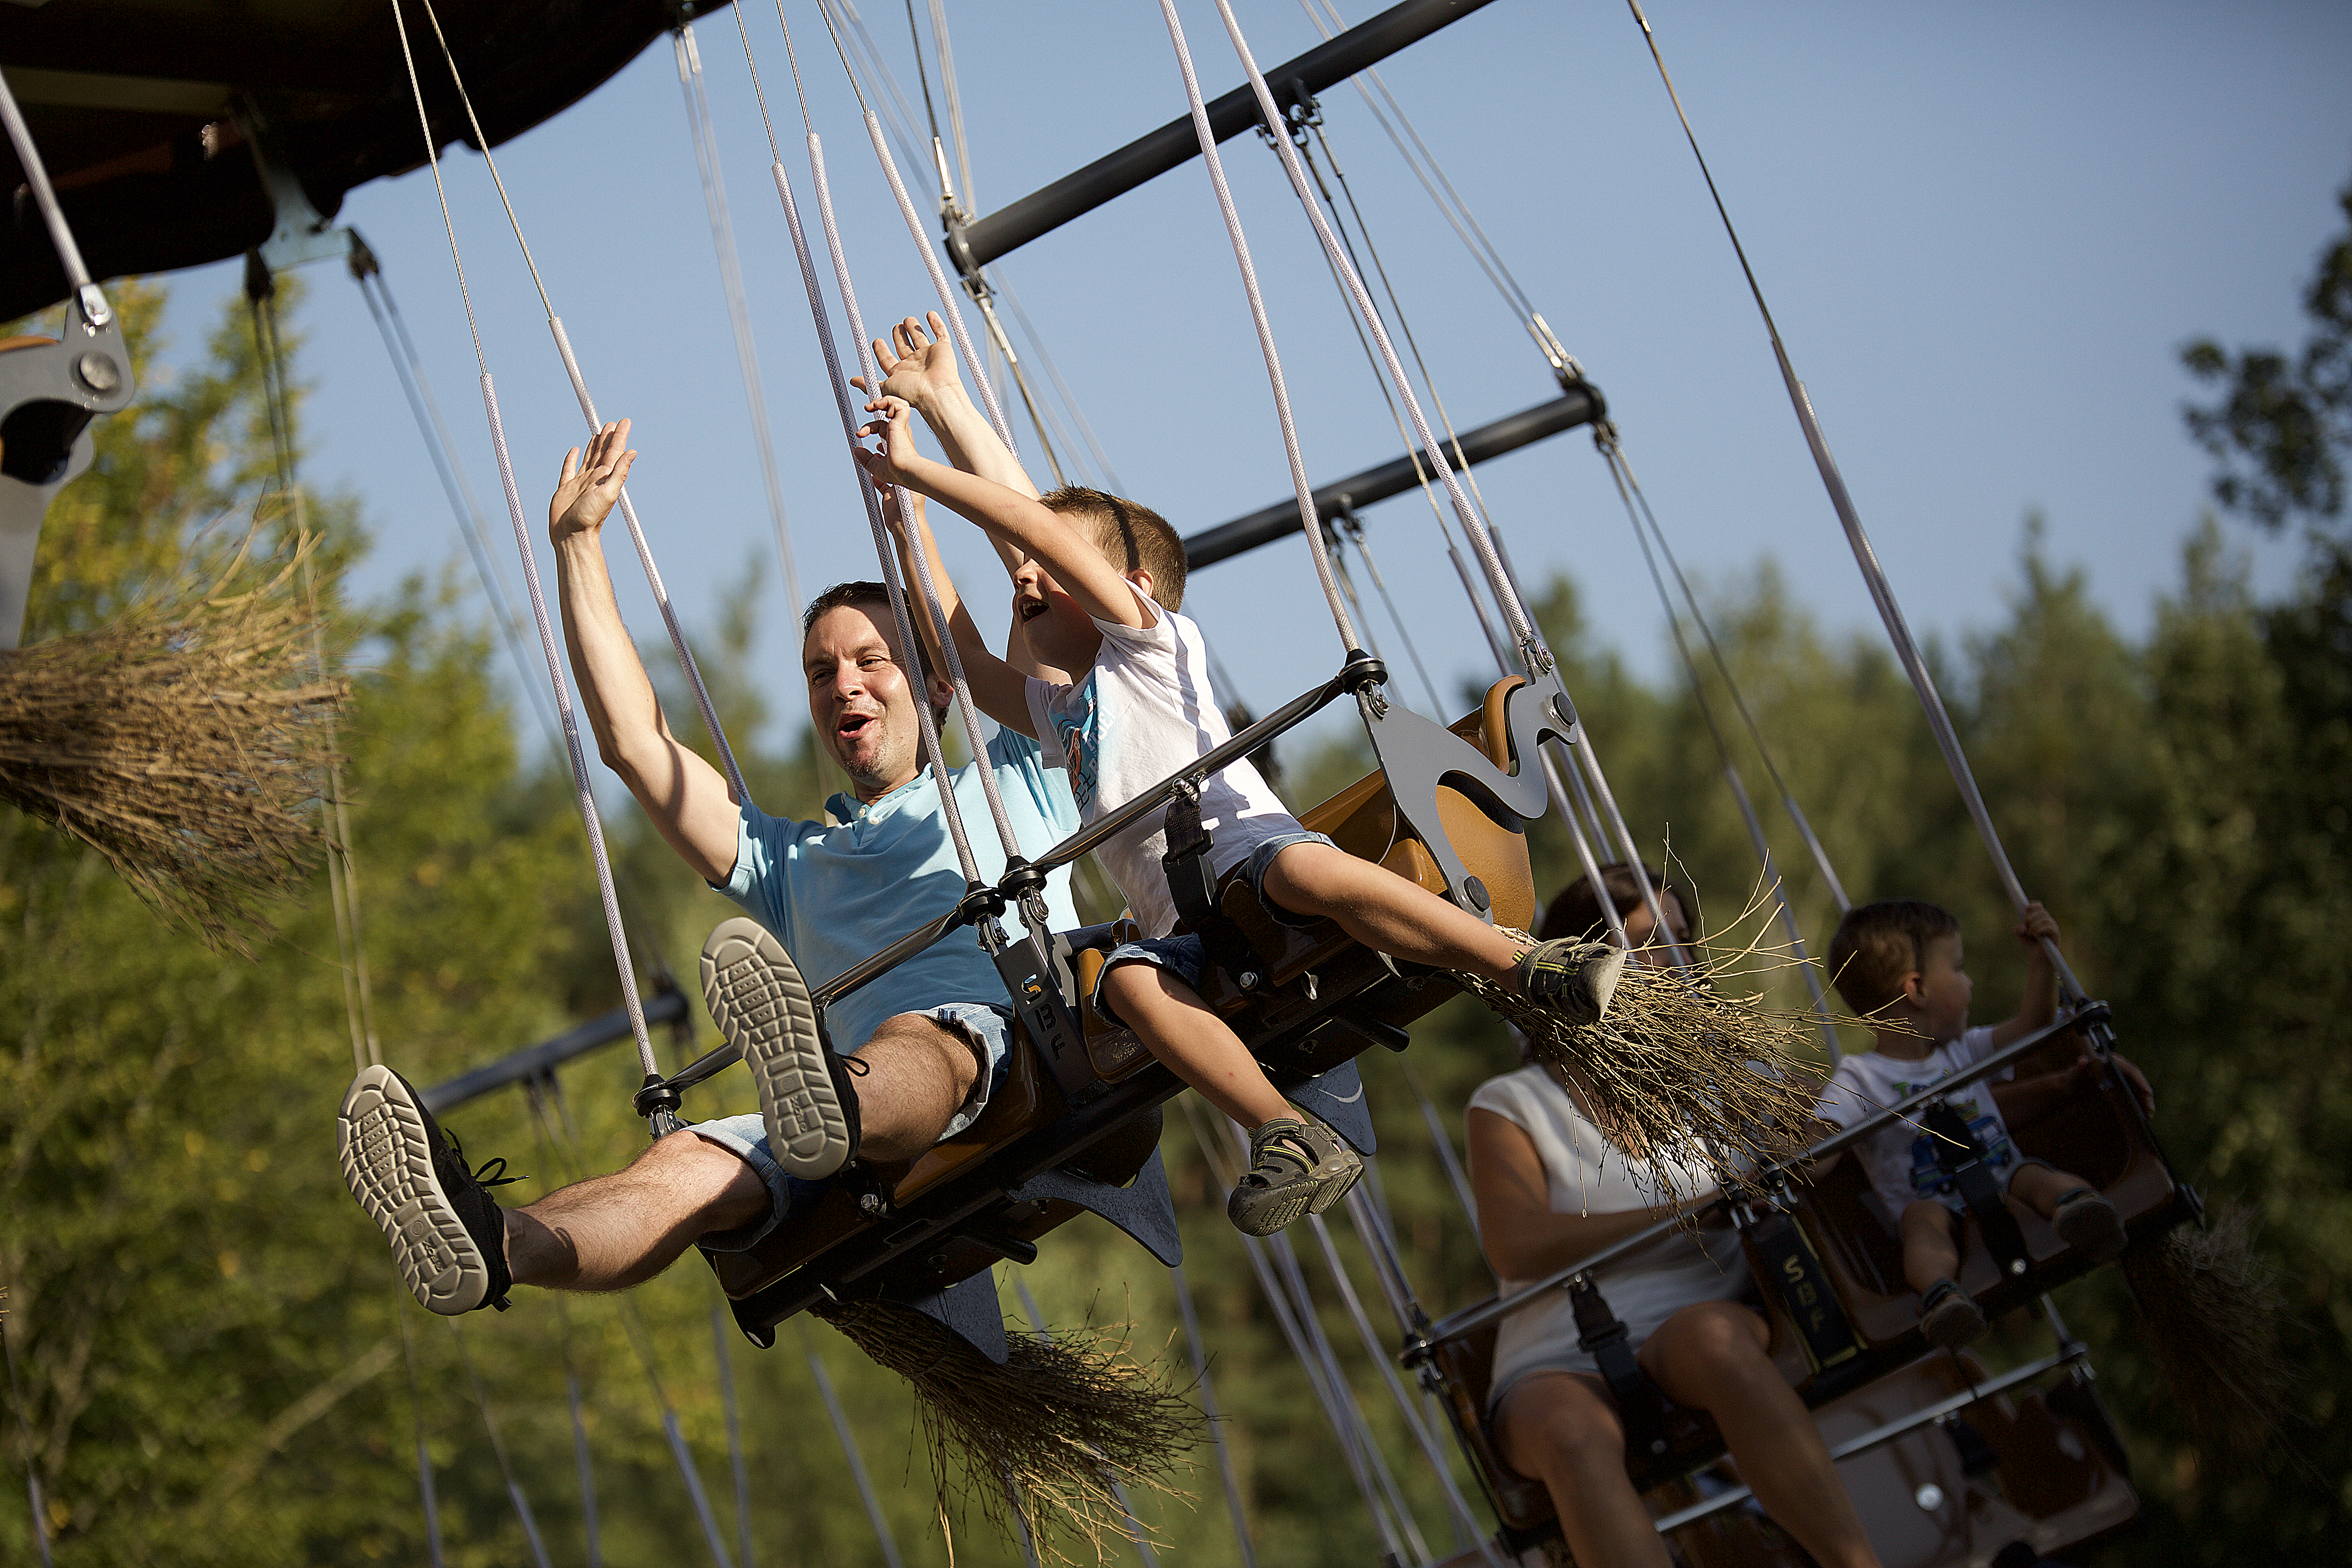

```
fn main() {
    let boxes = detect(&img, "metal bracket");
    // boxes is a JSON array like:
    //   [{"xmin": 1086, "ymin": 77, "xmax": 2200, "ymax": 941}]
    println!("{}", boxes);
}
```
[
  {"xmin": 0, "ymin": 287, "xmax": 135, "ymax": 648},
  {"xmin": 1355, "ymin": 665, "xmax": 1581, "ymax": 919},
  {"xmin": 232, "ymin": 100, "xmax": 350, "ymax": 275}
]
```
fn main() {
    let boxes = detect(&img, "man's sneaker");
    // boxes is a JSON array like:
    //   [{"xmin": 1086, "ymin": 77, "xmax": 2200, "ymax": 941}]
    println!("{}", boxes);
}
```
[
  {"xmin": 701, "ymin": 917, "xmax": 860, "ymax": 1180},
  {"xmin": 339, "ymin": 1064, "xmax": 517, "ymax": 1315},
  {"xmin": 1516, "ymin": 938, "xmax": 1629, "ymax": 1026},
  {"xmin": 1919, "ymin": 1279, "xmax": 1987, "ymax": 1352},
  {"xmin": 2052, "ymin": 1187, "xmax": 2128, "ymax": 1263},
  {"xmin": 1226, "ymin": 1113, "xmax": 1364, "ymax": 1236}
]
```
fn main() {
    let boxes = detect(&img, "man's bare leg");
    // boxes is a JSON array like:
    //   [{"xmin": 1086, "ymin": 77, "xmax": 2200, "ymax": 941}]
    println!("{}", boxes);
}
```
[
  {"xmin": 506, "ymin": 1130, "xmax": 770, "ymax": 1291},
  {"xmin": 851, "ymin": 1012, "xmax": 983, "ymax": 1161},
  {"xmin": 503, "ymin": 1011, "xmax": 975, "ymax": 1290}
]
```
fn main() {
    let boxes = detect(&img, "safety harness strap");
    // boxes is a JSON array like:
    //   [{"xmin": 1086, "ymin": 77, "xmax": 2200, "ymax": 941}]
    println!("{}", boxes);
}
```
[
  {"xmin": 1921, "ymin": 1098, "xmax": 2031, "ymax": 1279},
  {"xmin": 1566, "ymin": 1274, "xmax": 1671, "ymax": 1461},
  {"xmin": 1162, "ymin": 782, "xmax": 1263, "ymax": 993}
]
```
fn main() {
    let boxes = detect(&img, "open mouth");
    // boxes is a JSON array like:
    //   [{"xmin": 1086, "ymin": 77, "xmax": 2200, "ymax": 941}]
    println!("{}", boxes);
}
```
[
  {"xmin": 836, "ymin": 712, "xmax": 874, "ymax": 739},
  {"xmin": 1018, "ymin": 597, "xmax": 1048, "ymax": 623}
]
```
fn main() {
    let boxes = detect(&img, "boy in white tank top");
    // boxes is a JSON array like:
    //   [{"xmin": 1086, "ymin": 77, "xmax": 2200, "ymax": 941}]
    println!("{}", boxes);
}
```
[{"xmin": 853, "ymin": 386, "xmax": 1624, "ymax": 1234}]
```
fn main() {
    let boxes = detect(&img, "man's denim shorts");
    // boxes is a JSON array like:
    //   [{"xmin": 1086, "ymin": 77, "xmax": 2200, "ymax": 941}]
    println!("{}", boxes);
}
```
[
  {"xmin": 1090, "ymin": 829, "xmax": 1339, "ymax": 1027},
  {"xmin": 688, "ymin": 1000, "xmax": 1013, "ymax": 1253}
]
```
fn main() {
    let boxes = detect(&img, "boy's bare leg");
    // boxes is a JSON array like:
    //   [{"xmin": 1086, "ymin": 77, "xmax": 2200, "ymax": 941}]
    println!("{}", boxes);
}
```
[
  {"xmin": 506, "ymin": 1131, "xmax": 770, "ymax": 1291},
  {"xmin": 507, "ymin": 1014, "xmax": 979, "ymax": 1290},
  {"xmin": 1899, "ymin": 1199, "xmax": 1964, "ymax": 1295},
  {"xmin": 1102, "ymin": 964, "xmax": 1293, "ymax": 1128},
  {"xmin": 1258, "ymin": 842, "xmax": 1526, "ymax": 979},
  {"xmin": 2007, "ymin": 1160, "xmax": 2086, "ymax": 1218}
]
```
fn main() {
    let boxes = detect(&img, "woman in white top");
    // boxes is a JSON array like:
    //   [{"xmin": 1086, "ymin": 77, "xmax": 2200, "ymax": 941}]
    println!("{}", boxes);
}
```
[{"xmin": 1468, "ymin": 867, "xmax": 1883, "ymax": 1568}]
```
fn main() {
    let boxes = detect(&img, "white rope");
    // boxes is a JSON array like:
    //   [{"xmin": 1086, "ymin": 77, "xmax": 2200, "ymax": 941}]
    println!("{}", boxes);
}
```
[
  {"xmin": 729, "ymin": 6, "xmax": 983, "ymax": 887},
  {"xmin": 1600, "ymin": 443, "xmax": 1839, "ymax": 1055},
  {"xmin": 860, "ymin": 107, "xmax": 1021, "ymax": 458},
  {"xmin": 1195, "ymin": 0, "xmax": 1537, "ymax": 668},
  {"xmin": 409, "ymin": 0, "xmax": 751, "ymax": 806},
  {"xmin": 387, "ymin": 0, "xmax": 659, "ymax": 1084},
  {"xmin": 1151, "ymin": 0, "xmax": 1365, "ymax": 659},
  {"xmin": 676, "ymin": 21, "xmax": 806, "ymax": 623},
  {"xmin": 1621, "ymin": 0, "xmax": 2080, "ymax": 998},
  {"xmin": 0, "ymin": 68, "xmax": 104, "ymax": 327}
]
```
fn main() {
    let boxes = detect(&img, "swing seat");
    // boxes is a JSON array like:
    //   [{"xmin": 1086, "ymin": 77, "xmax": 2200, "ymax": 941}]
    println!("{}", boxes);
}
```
[
  {"xmin": 703, "ymin": 682, "xmax": 1537, "ymax": 1336},
  {"xmin": 1103, "ymin": 677, "xmax": 1538, "ymax": 1082},
  {"xmin": 1790, "ymin": 1031, "xmax": 2190, "ymax": 1354},
  {"xmin": 1427, "ymin": 1305, "xmax": 2136, "ymax": 1564}
]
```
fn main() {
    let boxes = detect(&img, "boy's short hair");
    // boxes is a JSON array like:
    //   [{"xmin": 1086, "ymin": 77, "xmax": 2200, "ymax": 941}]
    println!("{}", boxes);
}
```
[
  {"xmin": 1040, "ymin": 486, "xmax": 1188, "ymax": 612},
  {"xmin": 1827, "ymin": 898, "xmax": 1962, "ymax": 1017},
  {"xmin": 801, "ymin": 580, "xmax": 939, "ymax": 692},
  {"xmin": 1539, "ymin": 863, "xmax": 1691, "ymax": 945}
]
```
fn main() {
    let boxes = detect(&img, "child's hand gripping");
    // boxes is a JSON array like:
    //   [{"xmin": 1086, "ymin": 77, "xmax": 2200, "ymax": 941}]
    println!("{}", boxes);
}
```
[
  {"xmin": 853, "ymin": 394, "xmax": 930, "ymax": 498},
  {"xmin": 2014, "ymin": 902, "xmax": 2061, "ymax": 950},
  {"xmin": 549, "ymin": 418, "xmax": 636, "ymax": 545}
]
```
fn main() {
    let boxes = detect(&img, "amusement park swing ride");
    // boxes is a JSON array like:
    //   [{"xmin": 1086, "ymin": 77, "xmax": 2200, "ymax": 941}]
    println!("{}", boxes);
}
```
[{"xmin": 0, "ymin": 2, "xmax": 2210, "ymax": 1564}]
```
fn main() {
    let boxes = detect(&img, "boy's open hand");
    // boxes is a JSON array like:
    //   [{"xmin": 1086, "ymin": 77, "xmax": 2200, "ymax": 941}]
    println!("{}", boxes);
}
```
[
  {"xmin": 854, "ymin": 396, "xmax": 926, "ymax": 492},
  {"xmin": 550, "ymin": 419, "xmax": 635, "ymax": 544},
  {"xmin": 852, "ymin": 312, "xmax": 959, "ymax": 408}
]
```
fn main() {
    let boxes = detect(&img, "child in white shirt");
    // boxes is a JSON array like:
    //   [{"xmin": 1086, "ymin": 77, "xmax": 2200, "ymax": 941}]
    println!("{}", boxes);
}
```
[
  {"xmin": 853, "ymin": 389, "xmax": 1623, "ymax": 1234},
  {"xmin": 1815, "ymin": 898, "xmax": 2137, "ymax": 1350}
]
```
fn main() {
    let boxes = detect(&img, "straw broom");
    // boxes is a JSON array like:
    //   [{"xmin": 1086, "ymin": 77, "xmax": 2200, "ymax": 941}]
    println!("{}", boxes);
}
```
[
  {"xmin": 0, "ymin": 543, "xmax": 345, "ymax": 955},
  {"xmin": 1453, "ymin": 907, "xmax": 1825, "ymax": 1195},
  {"xmin": 813, "ymin": 1297, "xmax": 1198, "ymax": 1564},
  {"xmin": 2123, "ymin": 1200, "xmax": 2297, "ymax": 1460}
]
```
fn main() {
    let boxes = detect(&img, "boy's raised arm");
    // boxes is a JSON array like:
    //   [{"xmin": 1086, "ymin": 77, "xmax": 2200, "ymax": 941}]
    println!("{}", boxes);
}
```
[
  {"xmin": 1988, "ymin": 902, "xmax": 2063, "ymax": 1049},
  {"xmin": 856, "ymin": 395, "xmax": 1154, "ymax": 634},
  {"xmin": 859, "ymin": 314, "xmax": 1065, "ymax": 681},
  {"xmin": 878, "ymin": 483, "xmax": 1036, "ymax": 739}
]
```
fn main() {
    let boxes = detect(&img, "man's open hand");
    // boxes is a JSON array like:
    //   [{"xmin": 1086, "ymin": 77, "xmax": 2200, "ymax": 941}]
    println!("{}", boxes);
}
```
[{"xmin": 550, "ymin": 419, "xmax": 635, "ymax": 544}]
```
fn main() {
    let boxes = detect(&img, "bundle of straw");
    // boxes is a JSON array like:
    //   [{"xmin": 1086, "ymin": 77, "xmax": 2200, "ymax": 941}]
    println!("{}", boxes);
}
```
[
  {"xmin": 2123, "ymin": 1201, "xmax": 2297, "ymax": 1458},
  {"xmin": 814, "ymin": 1297, "xmax": 1198, "ymax": 1564},
  {"xmin": 0, "ymin": 552, "xmax": 345, "ymax": 955},
  {"xmin": 1454, "ymin": 929, "xmax": 1823, "ymax": 1196}
]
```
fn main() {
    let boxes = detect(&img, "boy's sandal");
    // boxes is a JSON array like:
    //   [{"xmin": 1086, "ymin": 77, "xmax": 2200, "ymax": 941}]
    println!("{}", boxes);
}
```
[
  {"xmin": 2051, "ymin": 1186, "xmax": 2128, "ymax": 1263},
  {"xmin": 1918, "ymin": 1279, "xmax": 1987, "ymax": 1353},
  {"xmin": 1515, "ymin": 938, "xmax": 1629, "ymax": 1027},
  {"xmin": 1227, "ymin": 1115, "xmax": 1364, "ymax": 1237}
]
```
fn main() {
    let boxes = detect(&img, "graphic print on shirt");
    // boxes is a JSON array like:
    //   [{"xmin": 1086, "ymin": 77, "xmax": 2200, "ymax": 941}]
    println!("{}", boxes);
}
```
[
  {"xmin": 1047, "ymin": 669, "xmax": 1103, "ymax": 814},
  {"xmin": 1895, "ymin": 1079, "xmax": 2013, "ymax": 1200}
]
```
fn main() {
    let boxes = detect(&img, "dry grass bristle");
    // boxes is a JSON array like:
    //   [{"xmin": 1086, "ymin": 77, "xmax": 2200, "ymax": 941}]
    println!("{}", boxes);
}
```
[
  {"xmin": 0, "ymin": 541, "xmax": 345, "ymax": 955},
  {"xmin": 1457, "ymin": 898, "xmax": 1825, "ymax": 1194},
  {"xmin": 814, "ymin": 1298, "xmax": 1199, "ymax": 1564},
  {"xmin": 2123, "ymin": 1201, "xmax": 2297, "ymax": 1458}
]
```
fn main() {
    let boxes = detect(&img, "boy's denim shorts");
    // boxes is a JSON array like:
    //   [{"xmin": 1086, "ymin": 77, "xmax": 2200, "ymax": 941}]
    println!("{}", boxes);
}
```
[
  {"xmin": 1091, "ymin": 829, "xmax": 1341, "ymax": 1026},
  {"xmin": 688, "ymin": 1001, "xmax": 1013, "ymax": 1253}
]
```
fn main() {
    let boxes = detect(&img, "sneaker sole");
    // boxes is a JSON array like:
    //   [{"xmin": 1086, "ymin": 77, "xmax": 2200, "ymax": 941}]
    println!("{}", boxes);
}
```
[
  {"xmin": 1587, "ymin": 947, "xmax": 1629, "ymax": 1022},
  {"xmin": 1920, "ymin": 1292, "xmax": 1987, "ymax": 1352},
  {"xmin": 1227, "ymin": 1145, "xmax": 1364, "ymax": 1236},
  {"xmin": 701, "ymin": 918, "xmax": 847, "ymax": 1180},
  {"xmin": 2054, "ymin": 1193, "xmax": 2128, "ymax": 1263},
  {"xmin": 339, "ymin": 1065, "xmax": 491, "ymax": 1316}
]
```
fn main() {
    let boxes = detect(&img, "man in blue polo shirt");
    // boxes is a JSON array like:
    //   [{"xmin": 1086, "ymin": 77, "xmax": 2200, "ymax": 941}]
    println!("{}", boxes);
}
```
[{"xmin": 339, "ymin": 417, "xmax": 1080, "ymax": 1315}]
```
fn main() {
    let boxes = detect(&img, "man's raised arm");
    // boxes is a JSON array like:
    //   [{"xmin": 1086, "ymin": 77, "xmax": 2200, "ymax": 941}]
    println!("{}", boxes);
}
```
[{"xmin": 548, "ymin": 420, "xmax": 743, "ymax": 886}]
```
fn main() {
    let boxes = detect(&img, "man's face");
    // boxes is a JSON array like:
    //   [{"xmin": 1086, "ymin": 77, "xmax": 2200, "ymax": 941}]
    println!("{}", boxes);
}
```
[{"xmin": 803, "ymin": 602, "xmax": 943, "ymax": 801}]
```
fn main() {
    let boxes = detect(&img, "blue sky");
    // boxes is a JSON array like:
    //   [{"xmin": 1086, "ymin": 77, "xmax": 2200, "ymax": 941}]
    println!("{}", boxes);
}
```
[{"xmin": 147, "ymin": 0, "xmax": 2352, "ymax": 766}]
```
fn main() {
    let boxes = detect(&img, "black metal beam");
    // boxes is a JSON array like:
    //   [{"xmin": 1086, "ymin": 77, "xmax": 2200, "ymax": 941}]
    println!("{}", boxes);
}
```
[
  {"xmin": 421, "ymin": 985, "xmax": 691, "ymax": 1115},
  {"xmin": 1182, "ymin": 385, "xmax": 1604, "ymax": 569},
  {"xmin": 948, "ymin": 0, "xmax": 1502, "ymax": 274}
]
